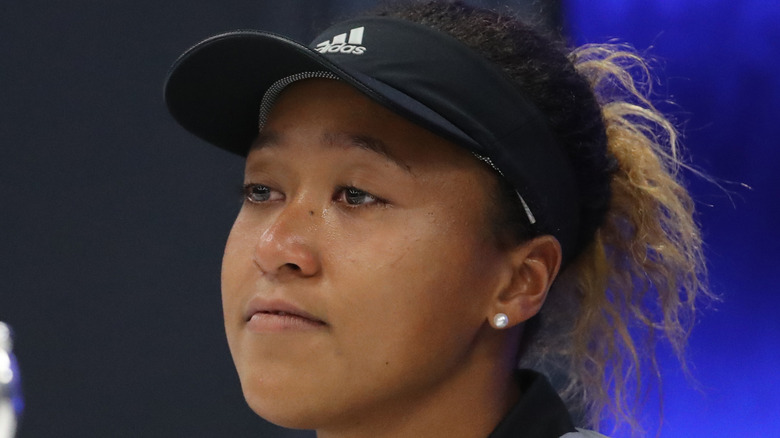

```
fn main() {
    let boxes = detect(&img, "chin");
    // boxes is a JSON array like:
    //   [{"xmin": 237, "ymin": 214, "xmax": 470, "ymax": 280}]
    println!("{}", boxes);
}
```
[
  {"xmin": 243, "ymin": 391, "xmax": 335, "ymax": 431},
  {"xmin": 237, "ymin": 368, "xmax": 335, "ymax": 431}
]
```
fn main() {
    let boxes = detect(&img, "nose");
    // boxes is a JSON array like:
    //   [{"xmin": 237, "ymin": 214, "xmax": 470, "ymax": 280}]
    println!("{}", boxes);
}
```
[{"xmin": 252, "ymin": 203, "xmax": 322, "ymax": 278}]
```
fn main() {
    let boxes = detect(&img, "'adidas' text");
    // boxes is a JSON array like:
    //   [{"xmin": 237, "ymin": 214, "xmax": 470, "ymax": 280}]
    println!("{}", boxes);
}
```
[{"xmin": 315, "ymin": 26, "xmax": 366, "ymax": 55}]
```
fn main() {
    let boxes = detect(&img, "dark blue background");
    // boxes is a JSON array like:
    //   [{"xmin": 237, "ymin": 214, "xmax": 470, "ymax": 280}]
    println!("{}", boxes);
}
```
[
  {"xmin": 1, "ymin": 1, "xmax": 776, "ymax": 436},
  {"xmin": 567, "ymin": 1, "xmax": 780, "ymax": 435}
]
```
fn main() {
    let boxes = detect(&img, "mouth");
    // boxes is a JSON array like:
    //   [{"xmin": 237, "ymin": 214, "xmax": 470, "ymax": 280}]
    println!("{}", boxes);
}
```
[{"xmin": 244, "ymin": 298, "xmax": 327, "ymax": 332}]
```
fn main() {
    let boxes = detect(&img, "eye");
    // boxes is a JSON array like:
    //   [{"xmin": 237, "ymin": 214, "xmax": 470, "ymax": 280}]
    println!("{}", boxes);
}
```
[
  {"xmin": 336, "ymin": 186, "xmax": 383, "ymax": 207},
  {"xmin": 242, "ymin": 183, "xmax": 283, "ymax": 204}
]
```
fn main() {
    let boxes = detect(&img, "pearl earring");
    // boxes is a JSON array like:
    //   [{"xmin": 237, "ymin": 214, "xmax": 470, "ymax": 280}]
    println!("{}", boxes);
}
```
[{"xmin": 493, "ymin": 313, "xmax": 509, "ymax": 329}]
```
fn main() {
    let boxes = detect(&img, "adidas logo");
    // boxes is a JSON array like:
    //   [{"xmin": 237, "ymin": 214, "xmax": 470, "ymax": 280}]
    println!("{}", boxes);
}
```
[{"xmin": 315, "ymin": 26, "xmax": 366, "ymax": 55}]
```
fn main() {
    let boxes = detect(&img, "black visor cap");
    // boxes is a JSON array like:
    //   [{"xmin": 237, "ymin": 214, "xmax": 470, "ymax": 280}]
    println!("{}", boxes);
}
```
[{"xmin": 164, "ymin": 17, "xmax": 581, "ymax": 262}]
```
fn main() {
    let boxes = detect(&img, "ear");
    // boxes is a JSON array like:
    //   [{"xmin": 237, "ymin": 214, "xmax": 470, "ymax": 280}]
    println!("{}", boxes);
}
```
[{"xmin": 489, "ymin": 235, "xmax": 562, "ymax": 328}]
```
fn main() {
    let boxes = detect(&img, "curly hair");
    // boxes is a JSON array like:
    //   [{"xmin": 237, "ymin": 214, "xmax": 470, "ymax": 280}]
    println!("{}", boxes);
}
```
[{"xmin": 371, "ymin": 1, "xmax": 712, "ymax": 435}]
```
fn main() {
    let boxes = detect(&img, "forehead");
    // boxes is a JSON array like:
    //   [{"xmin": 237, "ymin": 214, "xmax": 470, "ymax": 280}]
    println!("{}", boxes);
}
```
[{"xmin": 254, "ymin": 79, "xmax": 487, "ymax": 175}]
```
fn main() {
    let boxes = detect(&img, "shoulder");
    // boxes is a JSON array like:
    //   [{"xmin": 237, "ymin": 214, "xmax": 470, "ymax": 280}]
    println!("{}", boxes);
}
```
[{"xmin": 559, "ymin": 429, "xmax": 611, "ymax": 438}]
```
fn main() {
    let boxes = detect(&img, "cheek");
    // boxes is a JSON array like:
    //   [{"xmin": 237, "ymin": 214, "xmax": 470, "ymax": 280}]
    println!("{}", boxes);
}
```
[
  {"xmin": 221, "ymin": 219, "xmax": 247, "ymax": 294},
  {"xmin": 223, "ymin": 214, "xmax": 253, "ymax": 259},
  {"xmin": 221, "ymin": 213, "xmax": 260, "ymax": 276},
  {"xmin": 329, "ymin": 212, "xmax": 499, "ymax": 365},
  {"xmin": 318, "ymin": 241, "xmax": 498, "ymax": 416},
  {"xmin": 220, "ymin": 217, "xmax": 257, "ymax": 339}
]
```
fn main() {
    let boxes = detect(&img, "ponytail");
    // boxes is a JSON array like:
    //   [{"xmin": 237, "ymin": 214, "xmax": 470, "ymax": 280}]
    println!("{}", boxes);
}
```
[{"xmin": 530, "ymin": 45, "xmax": 714, "ymax": 434}]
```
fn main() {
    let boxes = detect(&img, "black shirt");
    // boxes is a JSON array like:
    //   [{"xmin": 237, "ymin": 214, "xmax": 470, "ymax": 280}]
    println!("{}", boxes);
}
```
[{"xmin": 487, "ymin": 370, "xmax": 581, "ymax": 438}]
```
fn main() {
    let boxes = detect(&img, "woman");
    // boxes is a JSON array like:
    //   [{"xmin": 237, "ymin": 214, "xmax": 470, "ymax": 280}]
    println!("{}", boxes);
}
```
[{"xmin": 164, "ymin": 1, "xmax": 710, "ymax": 437}]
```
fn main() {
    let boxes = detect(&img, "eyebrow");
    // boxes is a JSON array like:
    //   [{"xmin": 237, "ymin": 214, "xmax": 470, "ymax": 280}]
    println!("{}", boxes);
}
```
[
  {"xmin": 250, "ymin": 131, "xmax": 412, "ymax": 173},
  {"xmin": 326, "ymin": 132, "xmax": 412, "ymax": 173}
]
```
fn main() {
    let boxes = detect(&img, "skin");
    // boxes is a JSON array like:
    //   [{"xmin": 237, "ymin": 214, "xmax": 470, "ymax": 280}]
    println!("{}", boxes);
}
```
[{"xmin": 221, "ymin": 79, "xmax": 562, "ymax": 438}]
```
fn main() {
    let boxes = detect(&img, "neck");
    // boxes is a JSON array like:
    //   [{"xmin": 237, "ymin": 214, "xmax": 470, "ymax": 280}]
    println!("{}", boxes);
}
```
[{"xmin": 316, "ymin": 329, "xmax": 521, "ymax": 438}]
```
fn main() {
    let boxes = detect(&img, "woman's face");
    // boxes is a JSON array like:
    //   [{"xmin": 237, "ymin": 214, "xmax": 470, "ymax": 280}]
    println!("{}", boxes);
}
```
[{"xmin": 221, "ymin": 79, "xmax": 512, "ymax": 430}]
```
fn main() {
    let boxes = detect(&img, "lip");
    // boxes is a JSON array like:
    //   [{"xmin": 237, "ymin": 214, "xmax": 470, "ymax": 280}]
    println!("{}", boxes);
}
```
[{"xmin": 243, "ymin": 297, "xmax": 327, "ymax": 332}]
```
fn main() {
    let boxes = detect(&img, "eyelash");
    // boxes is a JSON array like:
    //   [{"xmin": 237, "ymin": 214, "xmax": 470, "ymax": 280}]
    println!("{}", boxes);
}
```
[{"xmin": 241, "ymin": 183, "xmax": 387, "ymax": 208}]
